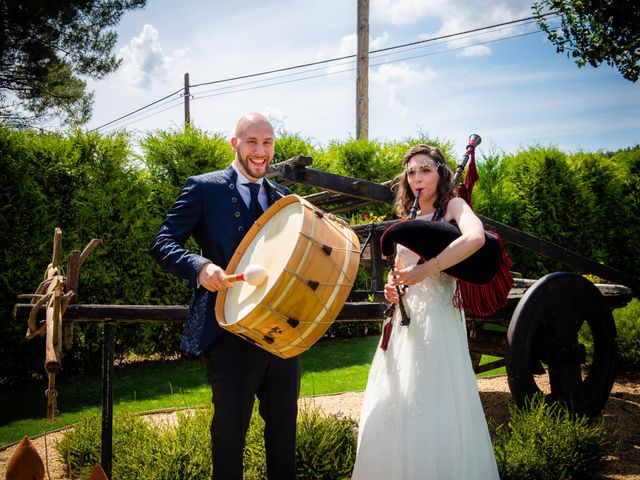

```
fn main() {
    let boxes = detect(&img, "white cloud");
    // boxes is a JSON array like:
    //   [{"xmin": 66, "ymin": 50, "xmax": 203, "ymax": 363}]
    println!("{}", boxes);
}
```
[
  {"xmin": 334, "ymin": 31, "xmax": 390, "ymax": 57},
  {"xmin": 371, "ymin": 62, "xmax": 435, "ymax": 83},
  {"xmin": 370, "ymin": 0, "xmax": 534, "ymax": 64},
  {"xmin": 459, "ymin": 45, "xmax": 491, "ymax": 57},
  {"xmin": 371, "ymin": 0, "xmax": 434, "ymax": 26},
  {"xmin": 321, "ymin": 31, "xmax": 390, "ymax": 75},
  {"xmin": 371, "ymin": 62, "xmax": 436, "ymax": 117},
  {"xmin": 118, "ymin": 24, "xmax": 189, "ymax": 88},
  {"xmin": 261, "ymin": 106, "xmax": 288, "ymax": 132},
  {"xmin": 387, "ymin": 86, "xmax": 410, "ymax": 116},
  {"xmin": 372, "ymin": 0, "xmax": 532, "ymax": 27}
]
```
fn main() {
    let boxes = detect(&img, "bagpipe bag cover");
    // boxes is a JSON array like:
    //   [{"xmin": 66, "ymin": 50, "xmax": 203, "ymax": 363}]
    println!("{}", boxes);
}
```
[{"xmin": 380, "ymin": 219, "xmax": 502, "ymax": 285}]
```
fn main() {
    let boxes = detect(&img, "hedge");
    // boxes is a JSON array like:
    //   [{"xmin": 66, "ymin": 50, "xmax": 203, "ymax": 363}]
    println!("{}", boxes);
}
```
[{"xmin": 1, "ymin": 124, "xmax": 638, "ymax": 382}]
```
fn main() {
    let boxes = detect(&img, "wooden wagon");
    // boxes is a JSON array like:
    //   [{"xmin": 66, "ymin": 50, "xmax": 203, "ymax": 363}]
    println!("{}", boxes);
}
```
[{"xmin": 269, "ymin": 156, "xmax": 639, "ymax": 418}]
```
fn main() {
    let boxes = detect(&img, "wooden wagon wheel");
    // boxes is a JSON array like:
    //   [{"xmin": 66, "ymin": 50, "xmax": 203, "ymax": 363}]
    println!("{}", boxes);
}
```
[{"xmin": 506, "ymin": 272, "xmax": 617, "ymax": 417}]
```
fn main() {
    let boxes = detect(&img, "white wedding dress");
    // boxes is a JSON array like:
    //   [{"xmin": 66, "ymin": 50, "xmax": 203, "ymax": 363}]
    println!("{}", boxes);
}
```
[{"xmin": 352, "ymin": 243, "xmax": 500, "ymax": 480}]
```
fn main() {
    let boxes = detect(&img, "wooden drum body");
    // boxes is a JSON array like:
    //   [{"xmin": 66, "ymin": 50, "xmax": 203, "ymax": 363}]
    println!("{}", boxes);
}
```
[{"xmin": 215, "ymin": 195, "xmax": 361, "ymax": 358}]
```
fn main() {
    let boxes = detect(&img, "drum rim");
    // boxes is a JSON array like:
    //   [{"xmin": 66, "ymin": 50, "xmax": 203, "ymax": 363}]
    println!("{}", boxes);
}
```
[{"xmin": 214, "ymin": 194, "xmax": 306, "ymax": 326}]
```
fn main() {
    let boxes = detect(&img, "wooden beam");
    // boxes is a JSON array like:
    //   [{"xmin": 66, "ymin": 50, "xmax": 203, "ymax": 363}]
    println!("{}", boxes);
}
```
[
  {"xmin": 478, "ymin": 215, "xmax": 640, "ymax": 293},
  {"xmin": 266, "ymin": 155, "xmax": 313, "ymax": 178},
  {"xmin": 278, "ymin": 164, "xmax": 394, "ymax": 203},
  {"xmin": 14, "ymin": 301, "xmax": 388, "ymax": 324},
  {"xmin": 14, "ymin": 280, "xmax": 630, "ymax": 326}
]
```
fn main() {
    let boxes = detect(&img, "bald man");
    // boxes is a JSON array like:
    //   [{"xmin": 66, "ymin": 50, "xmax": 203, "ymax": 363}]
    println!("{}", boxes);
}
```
[{"xmin": 151, "ymin": 113, "xmax": 300, "ymax": 480}]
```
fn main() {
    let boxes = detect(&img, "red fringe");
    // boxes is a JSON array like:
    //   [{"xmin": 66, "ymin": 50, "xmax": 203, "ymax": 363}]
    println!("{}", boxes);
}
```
[
  {"xmin": 456, "ymin": 231, "xmax": 513, "ymax": 317},
  {"xmin": 380, "ymin": 320, "xmax": 393, "ymax": 350}
]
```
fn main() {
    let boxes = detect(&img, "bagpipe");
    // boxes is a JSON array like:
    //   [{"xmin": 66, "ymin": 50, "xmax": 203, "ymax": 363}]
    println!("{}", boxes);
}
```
[{"xmin": 379, "ymin": 135, "xmax": 513, "ymax": 350}]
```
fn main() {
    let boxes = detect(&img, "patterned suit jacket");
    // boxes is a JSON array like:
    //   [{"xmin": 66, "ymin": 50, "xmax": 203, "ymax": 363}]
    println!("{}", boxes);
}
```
[{"xmin": 150, "ymin": 165, "xmax": 290, "ymax": 356}]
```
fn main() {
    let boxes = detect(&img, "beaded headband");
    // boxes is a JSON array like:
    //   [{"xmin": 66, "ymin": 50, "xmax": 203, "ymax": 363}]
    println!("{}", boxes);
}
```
[{"xmin": 406, "ymin": 155, "xmax": 442, "ymax": 171}]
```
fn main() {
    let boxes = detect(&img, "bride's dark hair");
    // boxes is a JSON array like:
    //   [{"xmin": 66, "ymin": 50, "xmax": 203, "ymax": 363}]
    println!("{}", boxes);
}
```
[{"xmin": 393, "ymin": 145, "xmax": 454, "ymax": 218}]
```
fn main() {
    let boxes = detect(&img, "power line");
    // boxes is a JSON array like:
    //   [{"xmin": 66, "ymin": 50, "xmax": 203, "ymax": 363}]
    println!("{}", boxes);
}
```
[
  {"xmin": 91, "ymin": 13, "xmax": 558, "ymax": 132},
  {"xmin": 192, "ymin": 19, "xmax": 547, "ymax": 98},
  {"xmin": 99, "ymin": 95, "xmax": 184, "ymax": 132},
  {"xmin": 103, "ymin": 100, "xmax": 184, "ymax": 135},
  {"xmin": 90, "ymin": 87, "xmax": 183, "ymax": 132},
  {"xmin": 190, "ymin": 13, "xmax": 557, "ymax": 89},
  {"xmin": 191, "ymin": 29, "xmax": 546, "ymax": 102},
  {"xmin": 100, "ymin": 98, "xmax": 182, "ymax": 133}
]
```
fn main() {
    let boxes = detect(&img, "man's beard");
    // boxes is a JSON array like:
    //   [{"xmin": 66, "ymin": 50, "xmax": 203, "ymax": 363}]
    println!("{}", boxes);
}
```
[{"xmin": 237, "ymin": 150, "xmax": 270, "ymax": 180}]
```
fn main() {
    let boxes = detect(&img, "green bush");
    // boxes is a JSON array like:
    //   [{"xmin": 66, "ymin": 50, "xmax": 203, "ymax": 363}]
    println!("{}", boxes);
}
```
[
  {"xmin": 493, "ymin": 395, "xmax": 617, "ymax": 480},
  {"xmin": 295, "ymin": 408, "xmax": 357, "ymax": 479},
  {"xmin": 57, "ymin": 406, "xmax": 357, "ymax": 480},
  {"xmin": 0, "ymin": 126, "xmax": 174, "ymax": 380},
  {"xmin": 614, "ymin": 298, "xmax": 640, "ymax": 369},
  {"xmin": 3, "ymin": 124, "xmax": 639, "ymax": 383},
  {"xmin": 242, "ymin": 407, "xmax": 358, "ymax": 480},
  {"xmin": 577, "ymin": 295, "xmax": 640, "ymax": 370},
  {"xmin": 56, "ymin": 412, "xmax": 158, "ymax": 480},
  {"xmin": 473, "ymin": 145, "xmax": 640, "ymax": 280}
]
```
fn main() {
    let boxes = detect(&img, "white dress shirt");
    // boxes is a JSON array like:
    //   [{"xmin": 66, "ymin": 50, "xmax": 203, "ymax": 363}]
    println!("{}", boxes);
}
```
[{"xmin": 231, "ymin": 162, "xmax": 269, "ymax": 211}]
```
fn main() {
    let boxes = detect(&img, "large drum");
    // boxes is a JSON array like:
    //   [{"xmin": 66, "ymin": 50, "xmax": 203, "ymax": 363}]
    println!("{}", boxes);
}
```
[{"xmin": 215, "ymin": 195, "xmax": 361, "ymax": 358}]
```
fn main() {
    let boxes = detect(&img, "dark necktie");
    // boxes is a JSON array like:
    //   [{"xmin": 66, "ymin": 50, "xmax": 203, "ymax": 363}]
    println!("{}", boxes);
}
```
[{"xmin": 244, "ymin": 182, "xmax": 263, "ymax": 223}]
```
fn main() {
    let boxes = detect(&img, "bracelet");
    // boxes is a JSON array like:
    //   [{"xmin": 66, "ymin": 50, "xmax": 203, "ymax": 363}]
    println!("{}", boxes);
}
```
[{"xmin": 431, "ymin": 256, "xmax": 441, "ymax": 272}]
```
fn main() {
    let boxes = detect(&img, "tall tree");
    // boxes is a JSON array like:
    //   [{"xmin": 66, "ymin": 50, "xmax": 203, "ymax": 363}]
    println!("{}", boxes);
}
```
[
  {"xmin": 0, "ymin": 0, "xmax": 145, "ymax": 127},
  {"xmin": 534, "ymin": 0, "xmax": 640, "ymax": 82}
]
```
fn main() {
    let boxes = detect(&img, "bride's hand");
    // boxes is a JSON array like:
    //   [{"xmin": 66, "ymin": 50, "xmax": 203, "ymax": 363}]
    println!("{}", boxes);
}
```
[
  {"xmin": 384, "ymin": 282, "xmax": 400, "ymax": 303},
  {"xmin": 391, "ymin": 263, "xmax": 430, "ymax": 286}
]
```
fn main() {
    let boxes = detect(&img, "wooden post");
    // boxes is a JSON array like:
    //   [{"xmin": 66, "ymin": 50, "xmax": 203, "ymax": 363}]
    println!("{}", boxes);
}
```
[
  {"xmin": 184, "ymin": 72, "xmax": 191, "ymax": 128},
  {"xmin": 101, "ymin": 322, "xmax": 115, "ymax": 479},
  {"xmin": 64, "ymin": 250, "xmax": 80, "ymax": 350},
  {"xmin": 356, "ymin": 0, "xmax": 369, "ymax": 140},
  {"xmin": 370, "ymin": 227, "xmax": 384, "ymax": 291}
]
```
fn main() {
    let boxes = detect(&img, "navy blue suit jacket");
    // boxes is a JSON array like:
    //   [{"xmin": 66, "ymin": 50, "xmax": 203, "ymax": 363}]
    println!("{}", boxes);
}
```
[{"xmin": 150, "ymin": 165, "xmax": 290, "ymax": 356}]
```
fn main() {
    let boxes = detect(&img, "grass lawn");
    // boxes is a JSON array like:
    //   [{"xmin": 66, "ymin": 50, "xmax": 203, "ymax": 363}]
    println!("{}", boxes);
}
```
[{"xmin": 0, "ymin": 335, "xmax": 504, "ymax": 447}]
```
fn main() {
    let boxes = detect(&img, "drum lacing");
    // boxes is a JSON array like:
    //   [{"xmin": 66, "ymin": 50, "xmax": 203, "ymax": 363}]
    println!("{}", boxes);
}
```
[
  {"xmin": 298, "ymin": 232, "xmax": 358, "ymax": 284},
  {"xmin": 305, "ymin": 205, "xmax": 360, "ymax": 249},
  {"xmin": 284, "ymin": 268, "xmax": 354, "ymax": 290},
  {"xmin": 260, "ymin": 302, "xmax": 334, "ymax": 326},
  {"xmin": 238, "ymin": 305, "xmax": 316, "ymax": 350},
  {"xmin": 282, "ymin": 268, "xmax": 352, "ymax": 318}
]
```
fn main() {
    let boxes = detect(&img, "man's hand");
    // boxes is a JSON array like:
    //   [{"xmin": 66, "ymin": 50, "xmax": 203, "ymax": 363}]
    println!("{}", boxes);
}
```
[{"xmin": 198, "ymin": 262, "xmax": 233, "ymax": 292}]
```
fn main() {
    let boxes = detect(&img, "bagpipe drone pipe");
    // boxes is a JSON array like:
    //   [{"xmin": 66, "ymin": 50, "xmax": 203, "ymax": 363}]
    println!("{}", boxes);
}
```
[{"xmin": 381, "ymin": 134, "xmax": 513, "ymax": 320}]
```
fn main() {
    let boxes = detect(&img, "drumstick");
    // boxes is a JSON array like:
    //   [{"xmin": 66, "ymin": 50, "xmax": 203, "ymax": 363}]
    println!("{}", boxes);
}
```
[{"xmin": 226, "ymin": 264, "xmax": 268, "ymax": 286}]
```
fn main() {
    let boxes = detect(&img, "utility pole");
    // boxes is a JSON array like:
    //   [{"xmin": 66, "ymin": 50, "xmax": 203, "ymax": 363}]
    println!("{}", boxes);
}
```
[
  {"xmin": 184, "ymin": 72, "xmax": 191, "ymax": 128},
  {"xmin": 356, "ymin": 0, "xmax": 369, "ymax": 140}
]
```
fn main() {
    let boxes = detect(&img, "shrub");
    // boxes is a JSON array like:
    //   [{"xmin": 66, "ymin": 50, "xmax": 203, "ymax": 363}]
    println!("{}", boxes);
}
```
[
  {"xmin": 614, "ymin": 298, "xmax": 640, "ymax": 370},
  {"xmin": 493, "ymin": 395, "xmax": 617, "ymax": 480},
  {"xmin": 56, "ymin": 412, "xmax": 158, "ymax": 480},
  {"xmin": 245, "ymin": 407, "xmax": 357, "ymax": 480},
  {"xmin": 294, "ymin": 408, "xmax": 357, "ymax": 480},
  {"xmin": 140, "ymin": 409, "xmax": 212, "ymax": 480},
  {"xmin": 57, "ymin": 406, "xmax": 357, "ymax": 479},
  {"xmin": 578, "ymin": 296, "xmax": 640, "ymax": 370}
]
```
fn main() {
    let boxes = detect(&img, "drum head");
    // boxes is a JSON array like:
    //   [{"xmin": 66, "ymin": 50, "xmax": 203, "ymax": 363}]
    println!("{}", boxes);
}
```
[{"xmin": 223, "ymin": 200, "xmax": 304, "ymax": 324}]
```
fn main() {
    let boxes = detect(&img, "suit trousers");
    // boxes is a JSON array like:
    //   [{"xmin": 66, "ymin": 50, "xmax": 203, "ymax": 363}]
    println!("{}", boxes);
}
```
[{"xmin": 205, "ymin": 331, "xmax": 301, "ymax": 480}]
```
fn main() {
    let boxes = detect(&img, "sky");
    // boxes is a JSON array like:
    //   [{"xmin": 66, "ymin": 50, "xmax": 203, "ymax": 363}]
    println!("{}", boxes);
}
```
[{"xmin": 82, "ymin": 0, "xmax": 640, "ymax": 157}]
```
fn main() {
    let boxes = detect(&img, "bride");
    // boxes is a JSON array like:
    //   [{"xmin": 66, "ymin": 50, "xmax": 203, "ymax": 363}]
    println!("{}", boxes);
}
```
[{"xmin": 351, "ymin": 145, "xmax": 500, "ymax": 479}]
